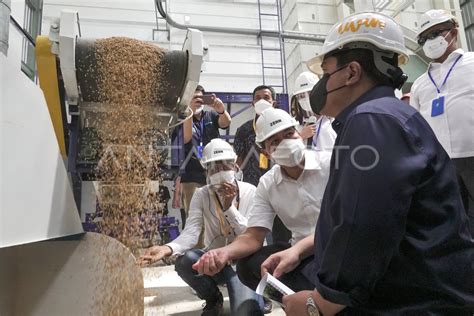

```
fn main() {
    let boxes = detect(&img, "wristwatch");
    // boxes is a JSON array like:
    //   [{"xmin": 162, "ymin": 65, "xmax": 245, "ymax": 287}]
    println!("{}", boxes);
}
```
[{"xmin": 306, "ymin": 294, "xmax": 321, "ymax": 316}]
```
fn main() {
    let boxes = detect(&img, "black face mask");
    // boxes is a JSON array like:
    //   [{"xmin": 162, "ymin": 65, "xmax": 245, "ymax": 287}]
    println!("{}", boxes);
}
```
[{"xmin": 310, "ymin": 65, "xmax": 349, "ymax": 115}]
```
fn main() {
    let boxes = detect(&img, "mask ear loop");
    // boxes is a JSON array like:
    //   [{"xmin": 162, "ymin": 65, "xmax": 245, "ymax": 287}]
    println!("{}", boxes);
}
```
[{"xmin": 373, "ymin": 50, "xmax": 408, "ymax": 90}]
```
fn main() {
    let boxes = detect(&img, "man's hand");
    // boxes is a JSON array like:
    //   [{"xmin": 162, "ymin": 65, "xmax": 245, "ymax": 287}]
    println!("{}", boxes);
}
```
[
  {"xmin": 283, "ymin": 290, "xmax": 313, "ymax": 316},
  {"xmin": 300, "ymin": 124, "xmax": 317, "ymax": 140},
  {"xmin": 192, "ymin": 248, "xmax": 230, "ymax": 276},
  {"xmin": 261, "ymin": 247, "xmax": 301, "ymax": 279},
  {"xmin": 207, "ymin": 94, "xmax": 226, "ymax": 114},
  {"xmin": 137, "ymin": 245, "xmax": 172, "ymax": 267},
  {"xmin": 215, "ymin": 182, "xmax": 237, "ymax": 210}
]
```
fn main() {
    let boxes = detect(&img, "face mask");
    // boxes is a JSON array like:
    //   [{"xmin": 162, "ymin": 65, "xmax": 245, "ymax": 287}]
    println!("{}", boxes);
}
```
[
  {"xmin": 423, "ymin": 30, "xmax": 452, "ymax": 60},
  {"xmin": 254, "ymin": 99, "xmax": 273, "ymax": 115},
  {"xmin": 270, "ymin": 138, "xmax": 305, "ymax": 167},
  {"xmin": 298, "ymin": 95, "xmax": 312, "ymax": 112},
  {"xmin": 208, "ymin": 170, "xmax": 235, "ymax": 186},
  {"xmin": 309, "ymin": 65, "xmax": 348, "ymax": 114},
  {"xmin": 194, "ymin": 105, "xmax": 204, "ymax": 115}
]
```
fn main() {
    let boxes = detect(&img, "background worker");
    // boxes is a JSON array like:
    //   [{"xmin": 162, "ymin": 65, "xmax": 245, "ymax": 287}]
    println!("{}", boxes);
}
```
[
  {"xmin": 292, "ymin": 71, "xmax": 337, "ymax": 152},
  {"xmin": 410, "ymin": 9, "xmax": 474, "ymax": 235},
  {"xmin": 176, "ymin": 85, "xmax": 231, "ymax": 245}
]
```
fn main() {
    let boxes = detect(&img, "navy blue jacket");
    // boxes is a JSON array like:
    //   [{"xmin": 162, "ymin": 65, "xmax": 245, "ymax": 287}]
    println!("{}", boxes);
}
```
[{"xmin": 305, "ymin": 85, "xmax": 474, "ymax": 315}]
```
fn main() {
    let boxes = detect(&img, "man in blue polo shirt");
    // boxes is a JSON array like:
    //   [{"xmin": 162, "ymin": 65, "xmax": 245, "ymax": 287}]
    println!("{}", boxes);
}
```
[{"xmin": 278, "ymin": 12, "xmax": 474, "ymax": 315}]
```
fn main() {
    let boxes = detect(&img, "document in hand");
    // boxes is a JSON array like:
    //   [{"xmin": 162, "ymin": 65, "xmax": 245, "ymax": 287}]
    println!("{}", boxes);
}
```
[{"xmin": 256, "ymin": 272, "xmax": 295, "ymax": 302}]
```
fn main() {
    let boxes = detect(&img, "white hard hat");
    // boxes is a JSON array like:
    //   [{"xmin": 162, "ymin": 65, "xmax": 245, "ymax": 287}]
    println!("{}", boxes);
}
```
[
  {"xmin": 255, "ymin": 108, "xmax": 298, "ymax": 144},
  {"xmin": 200, "ymin": 138, "xmax": 237, "ymax": 169},
  {"xmin": 416, "ymin": 9, "xmax": 458, "ymax": 38},
  {"xmin": 293, "ymin": 71, "xmax": 319, "ymax": 95},
  {"xmin": 307, "ymin": 12, "xmax": 409, "ymax": 76}
]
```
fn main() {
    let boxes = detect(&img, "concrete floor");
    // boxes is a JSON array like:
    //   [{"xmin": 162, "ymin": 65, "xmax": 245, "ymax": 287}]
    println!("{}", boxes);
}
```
[{"xmin": 142, "ymin": 264, "xmax": 285, "ymax": 316}]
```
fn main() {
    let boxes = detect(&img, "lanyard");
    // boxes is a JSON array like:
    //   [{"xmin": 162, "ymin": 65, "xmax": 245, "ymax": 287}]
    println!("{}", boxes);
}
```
[
  {"xmin": 427, "ymin": 54, "xmax": 462, "ymax": 94},
  {"xmin": 312, "ymin": 118, "xmax": 324, "ymax": 148},
  {"xmin": 193, "ymin": 117, "xmax": 205, "ymax": 145}
]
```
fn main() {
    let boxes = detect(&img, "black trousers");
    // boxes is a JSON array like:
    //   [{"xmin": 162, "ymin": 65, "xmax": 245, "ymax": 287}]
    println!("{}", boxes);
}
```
[
  {"xmin": 453, "ymin": 157, "xmax": 474, "ymax": 236},
  {"xmin": 236, "ymin": 242, "xmax": 314, "ymax": 297}
]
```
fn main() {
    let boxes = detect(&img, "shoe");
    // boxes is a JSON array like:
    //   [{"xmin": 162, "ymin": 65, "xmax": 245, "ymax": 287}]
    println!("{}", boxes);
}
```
[
  {"xmin": 263, "ymin": 297, "xmax": 273, "ymax": 314},
  {"xmin": 201, "ymin": 291, "xmax": 224, "ymax": 316}
]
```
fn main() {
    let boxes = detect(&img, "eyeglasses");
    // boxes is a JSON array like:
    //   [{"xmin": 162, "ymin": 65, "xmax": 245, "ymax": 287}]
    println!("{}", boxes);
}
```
[{"xmin": 418, "ymin": 28, "xmax": 452, "ymax": 46}]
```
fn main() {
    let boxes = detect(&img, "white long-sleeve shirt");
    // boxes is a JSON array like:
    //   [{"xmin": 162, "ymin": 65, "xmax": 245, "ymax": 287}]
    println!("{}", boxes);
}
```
[
  {"xmin": 410, "ymin": 49, "xmax": 474, "ymax": 158},
  {"xmin": 167, "ymin": 181, "xmax": 256, "ymax": 255}
]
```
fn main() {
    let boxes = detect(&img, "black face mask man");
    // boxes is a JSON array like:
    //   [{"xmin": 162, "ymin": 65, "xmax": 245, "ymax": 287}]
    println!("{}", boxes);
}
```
[{"xmin": 309, "ymin": 64, "xmax": 349, "ymax": 115}]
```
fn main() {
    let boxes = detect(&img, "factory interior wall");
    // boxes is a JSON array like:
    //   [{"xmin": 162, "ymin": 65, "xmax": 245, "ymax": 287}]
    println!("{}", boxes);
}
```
[{"xmin": 39, "ymin": 0, "xmax": 467, "ymax": 97}]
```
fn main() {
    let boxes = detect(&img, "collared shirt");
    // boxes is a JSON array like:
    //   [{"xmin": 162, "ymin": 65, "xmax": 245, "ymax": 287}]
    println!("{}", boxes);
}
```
[
  {"xmin": 167, "ymin": 181, "xmax": 255, "ymax": 255},
  {"xmin": 247, "ymin": 150, "xmax": 331, "ymax": 244},
  {"xmin": 234, "ymin": 118, "xmax": 271, "ymax": 187},
  {"xmin": 410, "ymin": 49, "xmax": 474, "ymax": 158},
  {"xmin": 307, "ymin": 85, "xmax": 474, "ymax": 314},
  {"xmin": 180, "ymin": 110, "xmax": 222, "ymax": 184}
]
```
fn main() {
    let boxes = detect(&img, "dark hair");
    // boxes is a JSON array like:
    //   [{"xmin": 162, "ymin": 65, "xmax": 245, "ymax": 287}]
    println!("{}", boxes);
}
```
[
  {"xmin": 252, "ymin": 85, "xmax": 276, "ymax": 100},
  {"xmin": 334, "ymin": 48, "xmax": 398, "ymax": 87},
  {"xmin": 195, "ymin": 84, "xmax": 205, "ymax": 94}
]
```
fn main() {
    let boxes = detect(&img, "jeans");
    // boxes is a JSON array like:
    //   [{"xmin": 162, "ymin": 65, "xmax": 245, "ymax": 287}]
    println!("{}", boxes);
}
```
[
  {"xmin": 236, "ymin": 242, "xmax": 315, "ymax": 298},
  {"xmin": 175, "ymin": 249, "xmax": 264, "ymax": 315}
]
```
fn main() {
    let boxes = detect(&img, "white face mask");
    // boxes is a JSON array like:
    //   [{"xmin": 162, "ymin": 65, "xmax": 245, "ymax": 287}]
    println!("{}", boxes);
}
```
[
  {"xmin": 298, "ymin": 96, "xmax": 312, "ymax": 112},
  {"xmin": 270, "ymin": 138, "xmax": 305, "ymax": 167},
  {"xmin": 254, "ymin": 99, "xmax": 273, "ymax": 115},
  {"xmin": 208, "ymin": 170, "xmax": 235, "ymax": 186},
  {"xmin": 194, "ymin": 105, "xmax": 204, "ymax": 115},
  {"xmin": 423, "ymin": 31, "xmax": 452, "ymax": 60}
]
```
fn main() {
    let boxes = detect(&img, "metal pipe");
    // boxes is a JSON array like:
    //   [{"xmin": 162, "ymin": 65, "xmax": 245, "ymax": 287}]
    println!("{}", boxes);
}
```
[
  {"xmin": 0, "ymin": 0, "xmax": 11, "ymax": 56},
  {"xmin": 155, "ymin": 0, "xmax": 325, "ymax": 43}
]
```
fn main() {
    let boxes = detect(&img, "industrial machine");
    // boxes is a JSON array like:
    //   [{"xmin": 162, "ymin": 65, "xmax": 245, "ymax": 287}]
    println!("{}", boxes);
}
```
[
  {"xmin": 43, "ymin": 10, "xmax": 204, "ymax": 244},
  {"xmin": 0, "ymin": 8, "xmax": 204, "ymax": 315}
]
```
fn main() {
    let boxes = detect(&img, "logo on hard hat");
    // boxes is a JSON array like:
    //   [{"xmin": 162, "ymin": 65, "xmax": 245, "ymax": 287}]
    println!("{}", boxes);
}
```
[
  {"xmin": 270, "ymin": 119, "xmax": 282, "ymax": 127},
  {"xmin": 338, "ymin": 18, "xmax": 386, "ymax": 35},
  {"xmin": 213, "ymin": 150, "xmax": 224, "ymax": 154},
  {"xmin": 420, "ymin": 20, "xmax": 431, "ymax": 28}
]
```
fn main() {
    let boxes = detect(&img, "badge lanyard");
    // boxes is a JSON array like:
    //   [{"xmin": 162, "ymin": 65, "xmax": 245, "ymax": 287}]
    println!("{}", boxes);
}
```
[
  {"xmin": 312, "ymin": 118, "xmax": 324, "ymax": 149},
  {"xmin": 427, "ymin": 54, "xmax": 462, "ymax": 117},
  {"xmin": 253, "ymin": 117, "xmax": 268, "ymax": 169},
  {"xmin": 194, "ymin": 118, "xmax": 205, "ymax": 158}
]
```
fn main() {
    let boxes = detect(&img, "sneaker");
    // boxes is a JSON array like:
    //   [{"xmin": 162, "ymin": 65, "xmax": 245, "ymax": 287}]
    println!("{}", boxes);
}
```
[
  {"xmin": 201, "ymin": 291, "xmax": 224, "ymax": 316},
  {"xmin": 263, "ymin": 297, "xmax": 273, "ymax": 314}
]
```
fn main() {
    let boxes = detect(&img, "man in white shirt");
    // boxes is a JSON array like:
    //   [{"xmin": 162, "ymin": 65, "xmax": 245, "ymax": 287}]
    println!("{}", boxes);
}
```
[
  {"xmin": 410, "ymin": 9, "xmax": 474, "ymax": 234},
  {"xmin": 138, "ymin": 139, "xmax": 263, "ymax": 316},
  {"xmin": 193, "ymin": 108, "xmax": 331, "ymax": 296}
]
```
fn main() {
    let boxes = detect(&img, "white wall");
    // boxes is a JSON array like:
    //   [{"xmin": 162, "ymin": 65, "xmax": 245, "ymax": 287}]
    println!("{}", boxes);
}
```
[
  {"xmin": 4, "ymin": 0, "xmax": 466, "ymax": 95},
  {"xmin": 41, "ymin": 0, "xmax": 285, "ymax": 94}
]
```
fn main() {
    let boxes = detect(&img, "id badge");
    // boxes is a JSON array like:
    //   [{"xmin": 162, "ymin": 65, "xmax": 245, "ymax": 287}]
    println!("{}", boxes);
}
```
[
  {"xmin": 431, "ymin": 95, "xmax": 445, "ymax": 117},
  {"xmin": 196, "ymin": 144, "xmax": 203, "ymax": 158},
  {"xmin": 259, "ymin": 153, "xmax": 268, "ymax": 169}
]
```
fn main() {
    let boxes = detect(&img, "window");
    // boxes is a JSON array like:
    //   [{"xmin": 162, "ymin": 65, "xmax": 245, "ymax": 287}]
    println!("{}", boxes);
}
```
[{"xmin": 21, "ymin": 0, "xmax": 42, "ymax": 81}]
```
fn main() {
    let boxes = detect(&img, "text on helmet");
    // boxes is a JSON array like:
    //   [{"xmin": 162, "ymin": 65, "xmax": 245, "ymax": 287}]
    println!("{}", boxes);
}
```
[
  {"xmin": 270, "ymin": 119, "xmax": 282, "ymax": 126},
  {"xmin": 338, "ymin": 18, "xmax": 386, "ymax": 35},
  {"xmin": 214, "ymin": 150, "xmax": 224, "ymax": 154}
]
